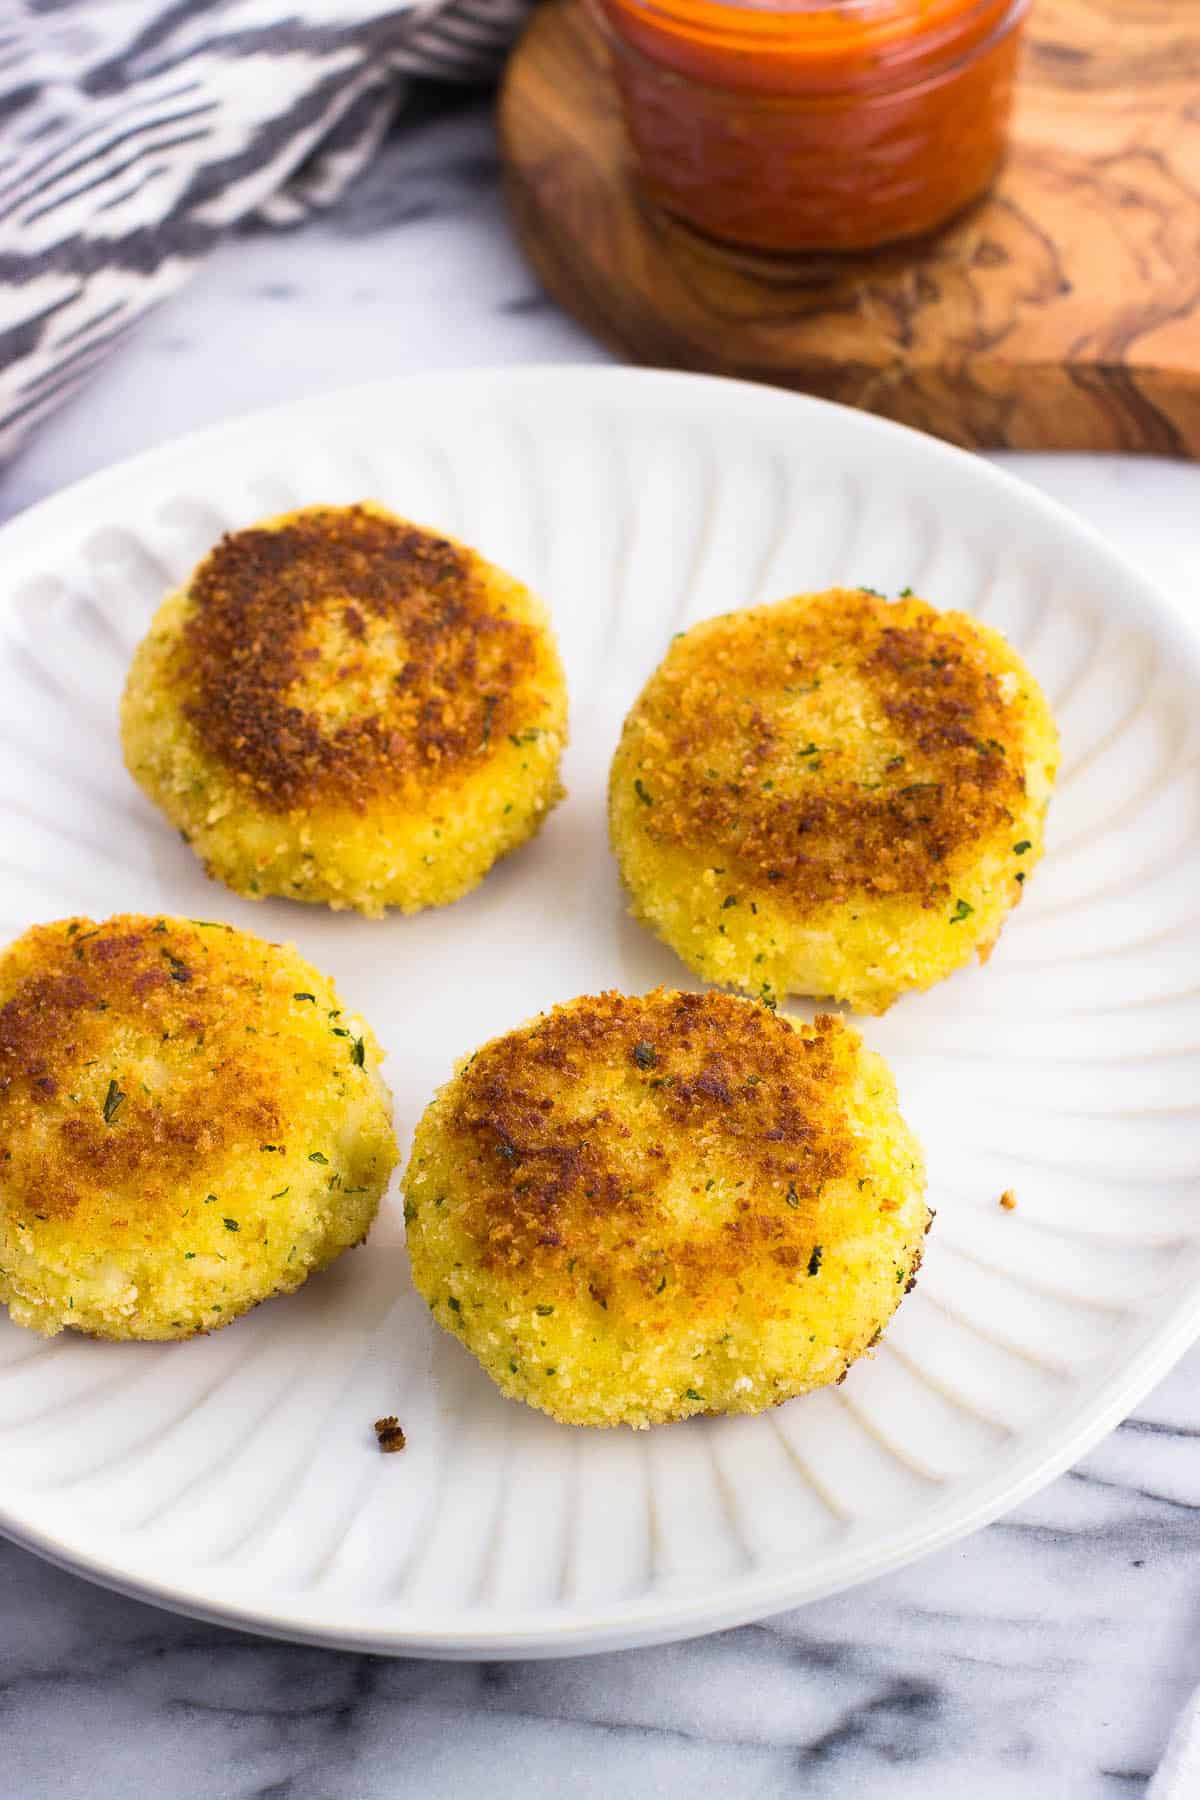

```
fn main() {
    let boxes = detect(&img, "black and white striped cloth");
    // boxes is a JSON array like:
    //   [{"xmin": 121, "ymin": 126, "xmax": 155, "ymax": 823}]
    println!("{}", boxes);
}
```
[{"xmin": 0, "ymin": 0, "xmax": 532, "ymax": 463}]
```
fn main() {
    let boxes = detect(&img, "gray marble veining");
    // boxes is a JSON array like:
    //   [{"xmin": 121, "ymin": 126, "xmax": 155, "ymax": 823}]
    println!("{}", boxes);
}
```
[
  {"xmin": 5, "ymin": 1358, "xmax": 1199, "ymax": 1800},
  {"xmin": 2, "ymin": 93, "xmax": 1199, "ymax": 1800}
]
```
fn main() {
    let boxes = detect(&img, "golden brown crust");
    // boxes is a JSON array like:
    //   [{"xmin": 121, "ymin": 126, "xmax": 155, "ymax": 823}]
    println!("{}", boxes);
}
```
[
  {"xmin": 406, "ymin": 990, "xmax": 928, "ymax": 1425},
  {"xmin": 0, "ymin": 917, "xmax": 362, "ymax": 1242},
  {"xmin": 0, "ymin": 915, "xmax": 396, "ymax": 1341},
  {"xmin": 438, "ymin": 990, "xmax": 855, "ymax": 1313},
  {"xmin": 0, "ymin": 919, "xmax": 288, "ymax": 1227},
  {"xmin": 175, "ymin": 505, "xmax": 541, "ymax": 812},
  {"xmin": 618, "ymin": 588, "xmax": 1028, "ymax": 909}
]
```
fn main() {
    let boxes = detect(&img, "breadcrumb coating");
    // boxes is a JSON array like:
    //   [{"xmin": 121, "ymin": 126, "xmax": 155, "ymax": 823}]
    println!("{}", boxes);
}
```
[
  {"xmin": 609, "ymin": 587, "xmax": 1059, "ymax": 1012},
  {"xmin": 121, "ymin": 504, "xmax": 568, "ymax": 916},
  {"xmin": 0, "ymin": 915, "xmax": 397, "ymax": 1339},
  {"xmin": 404, "ymin": 988, "xmax": 928, "ymax": 1428}
]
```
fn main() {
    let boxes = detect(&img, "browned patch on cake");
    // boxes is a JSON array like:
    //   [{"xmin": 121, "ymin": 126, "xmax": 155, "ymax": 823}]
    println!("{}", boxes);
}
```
[
  {"xmin": 438, "ymin": 989, "xmax": 855, "ymax": 1313},
  {"xmin": 175, "ymin": 505, "xmax": 540, "ymax": 811},
  {"xmin": 617, "ymin": 588, "xmax": 1027, "ymax": 907},
  {"xmin": 0, "ymin": 917, "xmax": 286, "ymax": 1229}
]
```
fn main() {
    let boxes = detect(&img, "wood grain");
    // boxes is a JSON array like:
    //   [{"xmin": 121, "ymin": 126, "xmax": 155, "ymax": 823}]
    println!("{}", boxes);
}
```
[{"xmin": 498, "ymin": 0, "xmax": 1200, "ymax": 454}]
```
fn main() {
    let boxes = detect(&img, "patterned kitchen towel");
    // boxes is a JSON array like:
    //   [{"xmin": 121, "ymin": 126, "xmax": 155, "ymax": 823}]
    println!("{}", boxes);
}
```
[{"xmin": 0, "ymin": 0, "xmax": 531, "ymax": 463}]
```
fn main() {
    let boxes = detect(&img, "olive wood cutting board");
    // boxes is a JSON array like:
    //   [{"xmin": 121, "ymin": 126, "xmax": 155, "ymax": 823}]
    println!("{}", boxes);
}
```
[{"xmin": 498, "ymin": 0, "xmax": 1200, "ymax": 454}]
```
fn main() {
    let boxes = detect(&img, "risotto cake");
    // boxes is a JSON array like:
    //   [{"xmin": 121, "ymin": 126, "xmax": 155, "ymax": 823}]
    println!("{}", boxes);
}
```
[
  {"xmin": 121, "ymin": 503, "xmax": 568, "ymax": 917},
  {"xmin": 609, "ymin": 587, "xmax": 1058, "ymax": 1013},
  {"xmin": 404, "ymin": 988, "xmax": 928, "ymax": 1429},
  {"xmin": 0, "ymin": 915, "xmax": 397, "ymax": 1340}
]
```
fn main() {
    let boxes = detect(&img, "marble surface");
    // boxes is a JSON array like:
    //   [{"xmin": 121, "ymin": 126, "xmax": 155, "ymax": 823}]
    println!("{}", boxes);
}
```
[{"xmin": 3, "ymin": 96, "xmax": 1200, "ymax": 1800}]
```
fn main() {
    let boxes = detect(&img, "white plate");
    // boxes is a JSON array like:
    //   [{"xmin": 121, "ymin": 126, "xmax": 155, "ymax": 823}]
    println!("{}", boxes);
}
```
[{"xmin": 2, "ymin": 366, "xmax": 1199, "ymax": 1659}]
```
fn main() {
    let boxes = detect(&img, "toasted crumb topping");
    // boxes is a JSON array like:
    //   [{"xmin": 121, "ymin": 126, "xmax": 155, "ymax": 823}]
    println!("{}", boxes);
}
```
[
  {"xmin": 616, "ymin": 588, "xmax": 1029, "ymax": 908},
  {"xmin": 999, "ymin": 1189, "xmax": 1017, "ymax": 1210},
  {"xmin": 0, "ymin": 918, "xmax": 287, "ymax": 1224},
  {"xmin": 405, "ymin": 987, "xmax": 929, "ymax": 1425},
  {"xmin": 0, "ymin": 915, "xmax": 383, "ymax": 1235},
  {"xmin": 438, "ymin": 990, "xmax": 858, "ymax": 1307},
  {"xmin": 176, "ymin": 504, "xmax": 540, "ymax": 811}
]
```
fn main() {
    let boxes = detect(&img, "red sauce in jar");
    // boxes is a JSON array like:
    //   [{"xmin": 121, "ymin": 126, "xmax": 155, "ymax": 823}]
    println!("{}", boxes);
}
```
[{"xmin": 591, "ymin": 0, "xmax": 1029, "ymax": 252}]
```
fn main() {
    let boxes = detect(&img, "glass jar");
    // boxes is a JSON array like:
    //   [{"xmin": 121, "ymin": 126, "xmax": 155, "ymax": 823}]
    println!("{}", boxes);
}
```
[{"xmin": 590, "ymin": 0, "xmax": 1030, "ymax": 253}]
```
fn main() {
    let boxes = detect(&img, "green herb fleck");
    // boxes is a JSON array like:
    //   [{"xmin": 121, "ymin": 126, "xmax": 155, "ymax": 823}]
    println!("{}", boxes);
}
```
[
  {"xmin": 633, "ymin": 1042, "xmax": 657, "ymax": 1070},
  {"xmin": 270, "ymin": 1187, "xmax": 290, "ymax": 1200},
  {"xmin": 722, "ymin": 894, "xmax": 738, "ymax": 909},
  {"xmin": 535, "ymin": 1304, "xmax": 554, "ymax": 1316},
  {"xmin": 1013, "ymin": 840, "xmax": 1031, "ymax": 855},
  {"xmin": 949, "ymin": 898, "xmax": 974, "ymax": 923},
  {"xmin": 223, "ymin": 1218, "xmax": 239, "ymax": 1232},
  {"xmin": 308, "ymin": 1151, "xmax": 329, "ymax": 1164},
  {"xmin": 447, "ymin": 1296, "xmax": 461, "ymax": 1313},
  {"xmin": 686, "ymin": 1387, "xmax": 702, "ymax": 1401},
  {"xmin": 634, "ymin": 778, "xmax": 653, "ymax": 807},
  {"xmin": 102, "ymin": 1079, "xmax": 126, "ymax": 1124},
  {"xmin": 293, "ymin": 991, "xmax": 316, "ymax": 1003},
  {"xmin": 785, "ymin": 1184, "xmax": 800, "ymax": 1209},
  {"xmin": 351, "ymin": 1036, "xmax": 365, "ymax": 1067},
  {"xmin": 807, "ymin": 1244, "xmax": 824, "ymax": 1277}
]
